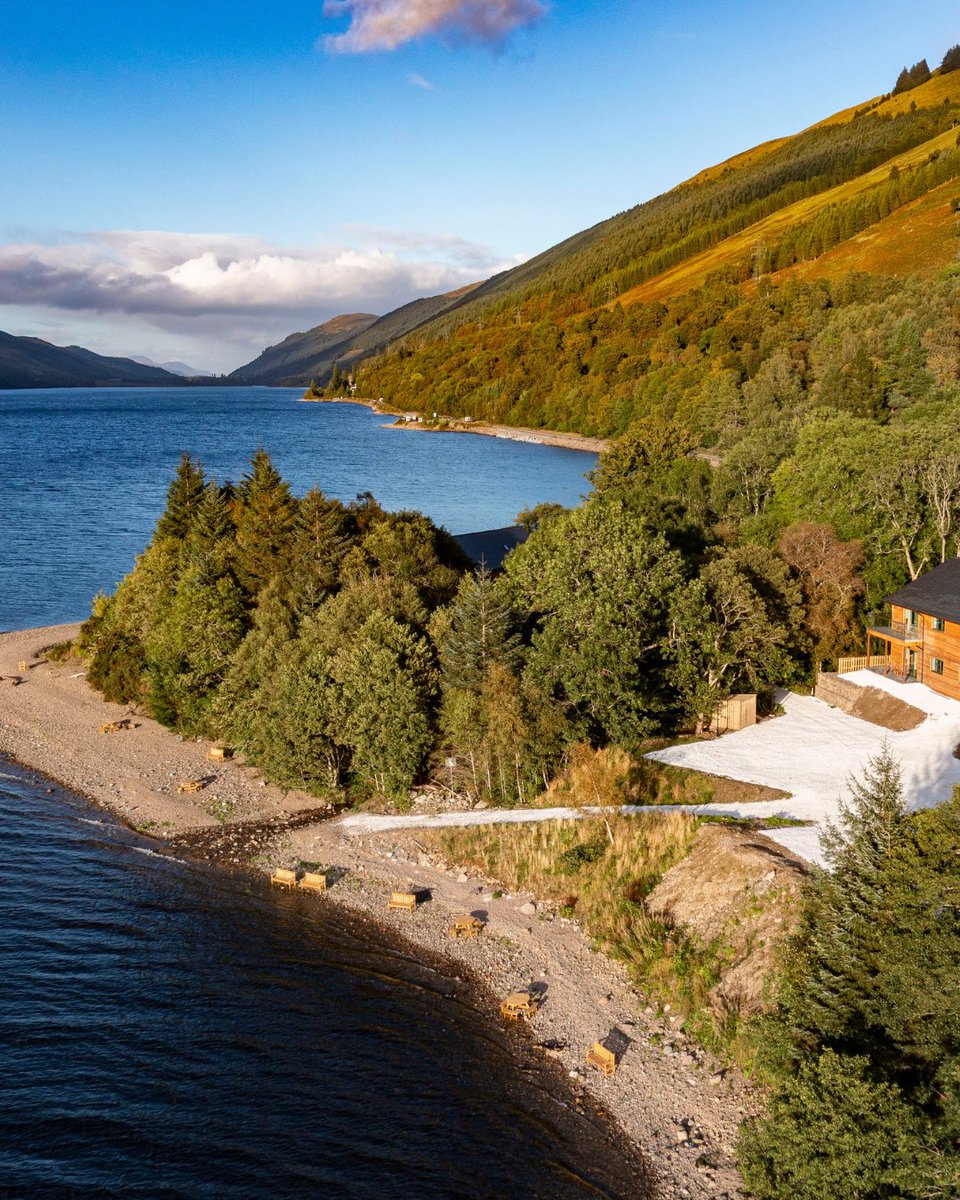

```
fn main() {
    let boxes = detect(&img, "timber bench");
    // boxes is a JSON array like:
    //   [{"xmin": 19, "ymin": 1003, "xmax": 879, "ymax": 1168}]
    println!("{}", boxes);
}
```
[
  {"xmin": 176, "ymin": 778, "xmax": 205, "ymax": 795},
  {"xmin": 388, "ymin": 891, "xmax": 417, "ymax": 913},
  {"xmin": 99, "ymin": 719, "xmax": 131, "ymax": 734},
  {"xmin": 500, "ymin": 992, "xmax": 539, "ymax": 1022},
  {"xmin": 206, "ymin": 745, "xmax": 232, "ymax": 763},
  {"xmin": 299, "ymin": 871, "xmax": 328, "ymax": 894},
  {"xmin": 586, "ymin": 1042, "xmax": 617, "ymax": 1077},
  {"xmin": 449, "ymin": 914, "xmax": 484, "ymax": 939},
  {"xmin": 270, "ymin": 868, "xmax": 297, "ymax": 890}
]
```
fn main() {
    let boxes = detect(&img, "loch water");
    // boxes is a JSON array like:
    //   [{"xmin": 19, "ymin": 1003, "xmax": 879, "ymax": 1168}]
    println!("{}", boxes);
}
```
[
  {"xmin": 0, "ymin": 386, "xmax": 596, "ymax": 632},
  {"xmin": 0, "ymin": 389, "xmax": 646, "ymax": 1198},
  {"xmin": 0, "ymin": 769, "xmax": 650, "ymax": 1198}
]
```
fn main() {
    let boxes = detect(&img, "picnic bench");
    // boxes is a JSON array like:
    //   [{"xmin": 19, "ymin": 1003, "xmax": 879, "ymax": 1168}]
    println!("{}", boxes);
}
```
[
  {"xmin": 299, "ymin": 871, "xmax": 328, "ymax": 894},
  {"xmin": 206, "ymin": 745, "xmax": 231, "ymax": 763},
  {"xmin": 449, "ymin": 913, "xmax": 484, "ymax": 939},
  {"xmin": 388, "ymin": 891, "xmax": 417, "ymax": 913},
  {"xmin": 99, "ymin": 719, "xmax": 130, "ymax": 734},
  {"xmin": 586, "ymin": 1042, "xmax": 617, "ymax": 1077},
  {"xmin": 500, "ymin": 992, "xmax": 539, "ymax": 1021},
  {"xmin": 270, "ymin": 868, "xmax": 297, "ymax": 890},
  {"xmin": 176, "ymin": 778, "xmax": 205, "ymax": 795}
]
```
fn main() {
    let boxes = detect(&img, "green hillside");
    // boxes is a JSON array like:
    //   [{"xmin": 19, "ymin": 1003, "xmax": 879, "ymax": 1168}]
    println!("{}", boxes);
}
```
[
  {"xmin": 226, "ymin": 313, "xmax": 377, "ymax": 385},
  {"xmin": 227, "ymin": 283, "xmax": 482, "ymax": 386},
  {"xmin": 340, "ymin": 60, "xmax": 960, "ymax": 436},
  {"xmin": 0, "ymin": 330, "xmax": 182, "ymax": 389}
]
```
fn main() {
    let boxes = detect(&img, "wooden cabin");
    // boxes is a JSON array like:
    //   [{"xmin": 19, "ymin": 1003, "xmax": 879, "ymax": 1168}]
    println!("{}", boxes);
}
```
[{"xmin": 865, "ymin": 558, "xmax": 960, "ymax": 701}]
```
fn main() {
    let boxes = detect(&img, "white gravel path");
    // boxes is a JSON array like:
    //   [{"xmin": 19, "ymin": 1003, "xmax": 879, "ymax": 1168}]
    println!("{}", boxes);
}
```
[{"xmin": 338, "ymin": 673, "xmax": 960, "ymax": 866}]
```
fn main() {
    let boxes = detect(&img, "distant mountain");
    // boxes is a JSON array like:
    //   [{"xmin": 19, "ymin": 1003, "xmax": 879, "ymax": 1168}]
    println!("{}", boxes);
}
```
[
  {"xmin": 227, "ymin": 313, "xmax": 378, "ymax": 385},
  {"xmin": 227, "ymin": 284, "xmax": 481, "ymax": 386},
  {"xmin": 131, "ymin": 356, "xmax": 212, "ymax": 377},
  {"xmin": 0, "ymin": 331, "xmax": 183, "ymax": 389}
]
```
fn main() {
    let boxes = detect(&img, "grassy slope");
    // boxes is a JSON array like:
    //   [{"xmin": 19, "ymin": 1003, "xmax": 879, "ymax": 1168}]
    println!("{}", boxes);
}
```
[
  {"xmin": 618, "ymin": 123, "xmax": 960, "ymax": 306},
  {"xmin": 782, "ymin": 175, "xmax": 959, "ymax": 281},
  {"xmin": 332, "ymin": 68, "xmax": 960, "ymax": 420}
]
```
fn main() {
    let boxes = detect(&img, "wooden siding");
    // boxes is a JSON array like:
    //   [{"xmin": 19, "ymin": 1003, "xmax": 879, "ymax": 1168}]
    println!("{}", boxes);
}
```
[{"xmin": 877, "ymin": 604, "xmax": 960, "ymax": 702}]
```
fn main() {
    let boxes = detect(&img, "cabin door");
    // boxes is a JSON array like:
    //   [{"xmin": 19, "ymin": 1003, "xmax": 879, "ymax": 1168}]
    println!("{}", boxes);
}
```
[{"xmin": 906, "ymin": 648, "xmax": 918, "ymax": 679}]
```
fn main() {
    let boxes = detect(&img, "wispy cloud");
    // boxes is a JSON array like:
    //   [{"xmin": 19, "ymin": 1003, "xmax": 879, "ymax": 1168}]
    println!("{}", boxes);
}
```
[
  {"xmin": 0, "ymin": 227, "xmax": 525, "ymax": 368},
  {"xmin": 408, "ymin": 72, "xmax": 439, "ymax": 91},
  {"xmin": 322, "ymin": 0, "xmax": 547, "ymax": 54}
]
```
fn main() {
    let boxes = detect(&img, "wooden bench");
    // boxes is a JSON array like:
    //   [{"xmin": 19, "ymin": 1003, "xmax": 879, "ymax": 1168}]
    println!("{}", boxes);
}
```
[
  {"xmin": 388, "ymin": 891, "xmax": 417, "ymax": 913},
  {"xmin": 270, "ymin": 868, "xmax": 297, "ymax": 890},
  {"xmin": 586, "ymin": 1042, "xmax": 617, "ymax": 1077},
  {"xmin": 500, "ymin": 992, "xmax": 539, "ymax": 1021},
  {"xmin": 449, "ymin": 914, "xmax": 484, "ymax": 939},
  {"xmin": 299, "ymin": 871, "xmax": 328, "ymax": 894},
  {"xmin": 176, "ymin": 778, "xmax": 205, "ymax": 795},
  {"xmin": 99, "ymin": 719, "xmax": 130, "ymax": 734},
  {"xmin": 206, "ymin": 745, "xmax": 231, "ymax": 762}
]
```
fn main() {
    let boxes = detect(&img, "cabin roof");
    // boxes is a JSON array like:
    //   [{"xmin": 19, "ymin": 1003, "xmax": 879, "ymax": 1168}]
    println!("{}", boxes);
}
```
[
  {"xmin": 886, "ymin": 557, "xmax": 960, "ymax": 623},
  {"xmin": 452, "ymin": 525, "xmax": 528, "ymax": 572}
]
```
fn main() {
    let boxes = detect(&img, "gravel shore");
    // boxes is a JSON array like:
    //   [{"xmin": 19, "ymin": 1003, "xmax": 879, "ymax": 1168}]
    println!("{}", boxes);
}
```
[{"xmin": 1, "ymin": 623, "xmax": 754, "ymax": 1200}]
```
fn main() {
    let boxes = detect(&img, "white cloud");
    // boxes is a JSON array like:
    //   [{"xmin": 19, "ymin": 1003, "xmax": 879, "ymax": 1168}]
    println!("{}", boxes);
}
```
[
  {"xmin": 408, "ymin": 72, "xmax": 439, "ymax": 91},
  {"xmin": 0, "ymin": 227, "xmax": 525, "ymax": 371},
  {"xmin": 322, "ymin": 0, "xmax": 547, "ymax": 54}
]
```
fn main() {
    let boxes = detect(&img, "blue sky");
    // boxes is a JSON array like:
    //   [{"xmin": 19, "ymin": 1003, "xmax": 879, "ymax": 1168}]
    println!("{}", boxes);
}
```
[{"xmin": 0, "ymin": 0, "xmax": 956, "ymax": 372}]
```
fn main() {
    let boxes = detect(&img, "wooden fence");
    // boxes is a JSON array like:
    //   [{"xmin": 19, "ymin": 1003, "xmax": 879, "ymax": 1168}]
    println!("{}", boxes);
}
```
[{"xmin": 836, "ymin": 654, "xmax": 891, "ymax": 674}]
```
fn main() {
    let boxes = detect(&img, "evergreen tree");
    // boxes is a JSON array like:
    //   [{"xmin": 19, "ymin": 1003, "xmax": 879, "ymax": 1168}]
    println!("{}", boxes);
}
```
[
  {"xmin": 331, "ymin": 611, "xmax": 436, "ymax": 798},
  {"xmin": 739, "ymin": 748, "xmax": 960, "ymax": 1197},
  {"xmin": 287, "ymin": 487, "xmax": 351, "ymax": 614},
  {"xmin": 181, "ymin": 483, "xmax": 236, "ymax": 581},
  {"xmin": 155, "ymin": 452, "xmax": 206, "ymax": 540},
  {"xmin": 234, "ymin": 448, "xmax": 297, "ymax": 597},
  {"xmin": 440, "ymin": 570, "xmax": 522, "ymax": 691},
  {"xmin": 943, "ymin": 44, "xmax": 960, "ymax": 74}
]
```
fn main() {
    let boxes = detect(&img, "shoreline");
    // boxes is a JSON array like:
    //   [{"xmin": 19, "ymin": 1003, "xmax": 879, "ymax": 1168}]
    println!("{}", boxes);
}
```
[
  {"xmin": 301, "ymin": 394, "xmax": 608, "ymax": 454},
  {"xmin": 1, "ymin": 623, "xmax": 751, "ymax": 1200}
]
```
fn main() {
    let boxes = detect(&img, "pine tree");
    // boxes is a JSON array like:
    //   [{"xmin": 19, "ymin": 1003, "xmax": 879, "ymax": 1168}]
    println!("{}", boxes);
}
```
[
  {"xmin": 287, "ymin": 487, "xmax": 351, "ymax": 614},
  {"xmin": 234, "ymin": 448, "xmax": 297, "ymax": 597},
  {"xmin": 739, "ymin": 748, "xmax": 960, "ymax": 1197},
  {"xmin": 155, "ymin": 452, "xmax": 206, "ymax": 540},
  {"xmin": 440, "ymin": 570, "xmax": 522, "ymax": 691},
  {"xmin": 942, "ymin": 44, "xmax": 960, "ymax": 74}
]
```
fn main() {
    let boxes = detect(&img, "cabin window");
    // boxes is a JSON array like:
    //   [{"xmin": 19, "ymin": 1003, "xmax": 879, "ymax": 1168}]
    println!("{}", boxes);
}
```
[
  {"xmin": 933, "ymin": 617, "xmax": 946, "ymax": 632},
  {"xmin": 905, "ymin": 609, "xmax": 919, "ymax": 628},
  {"xmin": 932, "ymin": 657, "xmax": 945, "ymax": 675}
]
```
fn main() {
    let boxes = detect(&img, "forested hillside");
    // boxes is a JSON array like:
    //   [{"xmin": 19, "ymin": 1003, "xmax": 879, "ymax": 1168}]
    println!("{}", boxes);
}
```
[
  {"xmin": 0, "ymin": 330, "xmax": 182, "ymax": 389},
  {"xmin": 342, "ymin": 59, "xmax": 960, "ymax": 437}
]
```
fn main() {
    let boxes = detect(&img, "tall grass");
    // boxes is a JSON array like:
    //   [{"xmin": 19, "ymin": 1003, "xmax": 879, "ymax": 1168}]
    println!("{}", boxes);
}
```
[{"xmin": 426, "ymin": 808, "xmax": 749, "ymax": 1055}]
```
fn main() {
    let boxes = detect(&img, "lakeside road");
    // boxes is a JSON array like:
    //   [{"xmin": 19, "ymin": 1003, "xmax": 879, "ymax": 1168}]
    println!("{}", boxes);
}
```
[
  {"xmin": 300, "ymin": 395, "xmax": 609, "ymax": 454},
  {"xmin": 1, "ymin": 623, "xmax": 752, "ymax": 1200}
]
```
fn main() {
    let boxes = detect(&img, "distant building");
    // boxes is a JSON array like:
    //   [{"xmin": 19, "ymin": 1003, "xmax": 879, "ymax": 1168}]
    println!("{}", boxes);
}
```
[{"xmin": 453, "ymin": 525, "xmax": 529, "ymax": 573}]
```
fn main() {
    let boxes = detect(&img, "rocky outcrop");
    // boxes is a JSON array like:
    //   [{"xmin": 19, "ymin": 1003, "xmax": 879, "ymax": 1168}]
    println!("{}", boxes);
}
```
[{"xmin": 645, "ymin": 825, "xmax": 809, "ymax": 1018}]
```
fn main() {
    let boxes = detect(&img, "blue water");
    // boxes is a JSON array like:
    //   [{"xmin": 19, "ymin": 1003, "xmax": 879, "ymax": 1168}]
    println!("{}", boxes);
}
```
[
  {"xmin": 0, "ymin": 387, "xmax": 595, "ymax": 631},
  {"xmin": 0, "ymin": 389, "xmax": 642, "ymax": 1197},
  {"xmin": 0, "ymin": 769, "xmax": 650, "ymax": 1198}
]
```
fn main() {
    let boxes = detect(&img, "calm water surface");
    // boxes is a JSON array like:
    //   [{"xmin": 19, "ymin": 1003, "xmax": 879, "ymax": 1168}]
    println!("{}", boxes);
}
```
[
  {"xmin": 0, "ymin": 389, "xmax": 641, "ymax": 1198},
  {"xmin": 0, "ymin": 387, "xmax": 595, "ymax": 631},
  {"xmin": 0, "ymin": 769, "xmax": 649, "ymax": 1199}
]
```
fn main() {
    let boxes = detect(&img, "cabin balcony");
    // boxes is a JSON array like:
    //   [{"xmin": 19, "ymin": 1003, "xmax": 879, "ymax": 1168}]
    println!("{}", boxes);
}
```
[{"xmin": 866, "ymin": 620, "xmax": 922, "ymax": 644}]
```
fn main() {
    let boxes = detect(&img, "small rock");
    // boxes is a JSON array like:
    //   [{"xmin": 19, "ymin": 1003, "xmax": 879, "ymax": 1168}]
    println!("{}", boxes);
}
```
[
  {"xmin": 519, "ymin": 901, "xmax": 537, "ymax": 916},
  {"xmin": 457, "ymin": 873, "xmax": 468, "ymax": 884}
]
